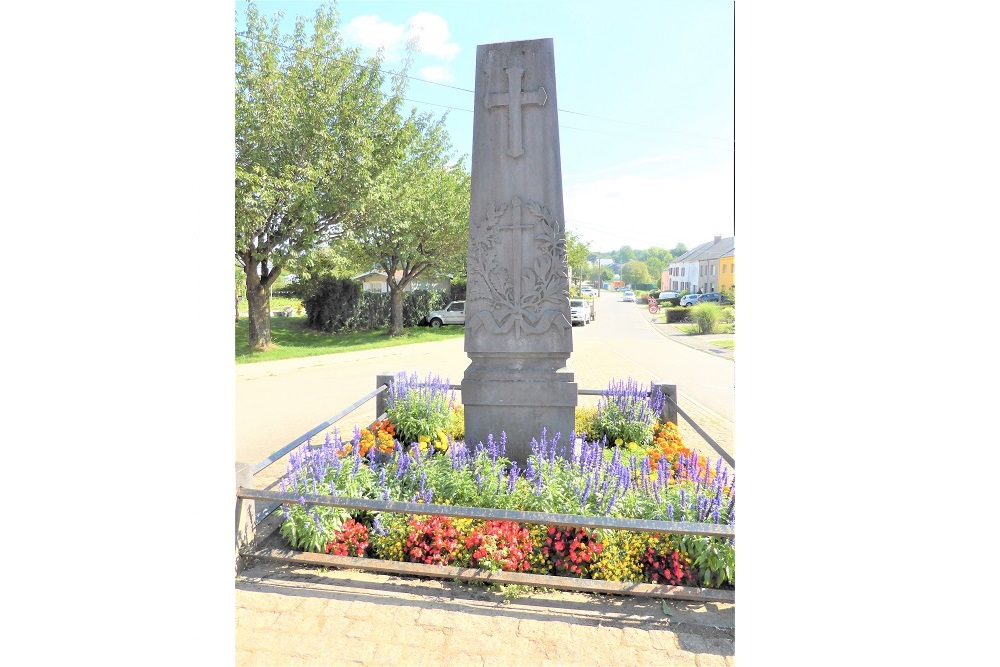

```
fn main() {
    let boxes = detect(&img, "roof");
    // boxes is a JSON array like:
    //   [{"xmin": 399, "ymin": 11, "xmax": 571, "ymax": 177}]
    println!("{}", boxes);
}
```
[{"xmin": 670, "ymin": 237, "xmax": 735, "ymax": 264}]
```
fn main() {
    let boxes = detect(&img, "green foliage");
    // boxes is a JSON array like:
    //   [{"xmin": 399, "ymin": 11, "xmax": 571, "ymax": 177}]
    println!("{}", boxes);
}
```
[
  {"xmin": 235, "ymin": 3, "xmax": 417, "ymax": 346},
  {"xmin": 620, "ymin": 259, "xmax": 652, "ymax": 288},
  {"xmin": 302, "ymin": 280, "xmax": 449, "ymax": 333},
  {"xmin": 340, "ymin": 112, "xmax": 470, "ymax": 334},
  {"xmin": 664, "ymin": 307, "xmax": 690, "ymax": 323},
  {"xmin": 678, "ymin": 534, "xmax": 735, "ymax": 588},
  {"xmin": 278, "ymin": 503, "xmax": 351, "ymax": 553},
  {"xmin": 385, "ymin": 372, "xmax": 455, "ymax": 445},
  {"xmin": 303, "ymin": 277, "xmax": 362, "ymax": 332},
  {"xmin": 574, "ymin": 406, "xmax": 599, "ymax": 440},
  {"xmin": 690, "ymin": 302, "xmax": 723, "ymax": 334}
]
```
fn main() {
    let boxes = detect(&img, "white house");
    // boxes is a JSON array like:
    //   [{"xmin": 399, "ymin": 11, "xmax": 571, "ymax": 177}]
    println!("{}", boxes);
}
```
[{"xmin": 352, "ymin": 270, "xmax": 450, "ymax": 293}]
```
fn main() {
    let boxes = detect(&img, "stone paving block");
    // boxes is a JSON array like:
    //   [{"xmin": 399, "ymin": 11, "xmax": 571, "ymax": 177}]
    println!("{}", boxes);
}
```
[
  {"xmin": 441, "ymin": 627, "xmax": 506, "ymax": 654},
  {"xmin": 238, "ymin": 608, "xmax": 280, "ymax": 631}
]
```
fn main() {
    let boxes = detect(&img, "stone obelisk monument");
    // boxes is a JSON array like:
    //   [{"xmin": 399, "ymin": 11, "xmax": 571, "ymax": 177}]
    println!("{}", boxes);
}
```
[{"xmin": 462, "ymin": 38, "xmax": 577, "ymax": 466}]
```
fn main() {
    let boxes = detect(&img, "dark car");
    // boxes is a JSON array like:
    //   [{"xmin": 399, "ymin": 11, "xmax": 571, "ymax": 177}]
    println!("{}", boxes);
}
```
[{"xmin": 697, "ymin": 292, "xmax": 722, "ymax": 303}]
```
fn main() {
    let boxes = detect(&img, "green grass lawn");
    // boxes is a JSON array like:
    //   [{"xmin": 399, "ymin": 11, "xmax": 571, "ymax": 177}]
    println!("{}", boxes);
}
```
[{"xmin": 235, "ymin": 316, "xmax": 466, "ymax": 364}]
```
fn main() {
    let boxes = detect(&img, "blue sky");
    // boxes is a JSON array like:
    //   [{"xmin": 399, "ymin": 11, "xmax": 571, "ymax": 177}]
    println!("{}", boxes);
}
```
[{"xmin": 238, "ymin": 0, "xmax": 734, "ymax": 253}]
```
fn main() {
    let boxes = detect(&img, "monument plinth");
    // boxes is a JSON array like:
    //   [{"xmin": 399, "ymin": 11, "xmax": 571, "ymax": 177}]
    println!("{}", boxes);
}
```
[{"xmin": 462, "ymin": 38, "xmax": 577, "ymax": 465}]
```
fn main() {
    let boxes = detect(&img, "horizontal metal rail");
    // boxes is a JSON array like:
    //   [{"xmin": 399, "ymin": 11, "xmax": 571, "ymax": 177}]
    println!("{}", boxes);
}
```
[
  {"xmin": 238, "ymin": 488, "xmax": 735, "ymax": 538},
  {"xmin": 248, "ymin": 545, "xmax": 734, "ymax": 603},
  {"xmin": 251, "ymin": 385, "xmax": 387, "ymax": 474}
]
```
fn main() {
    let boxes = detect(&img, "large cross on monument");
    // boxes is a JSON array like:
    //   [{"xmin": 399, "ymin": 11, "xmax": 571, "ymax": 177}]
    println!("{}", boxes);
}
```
[
  {"xmin": 462, "ymin": 39, "xmax": 577, "ymax": 467},
  {"xmin": 485, "ymin": 67, "xmax": 547, "ymax": 158}
]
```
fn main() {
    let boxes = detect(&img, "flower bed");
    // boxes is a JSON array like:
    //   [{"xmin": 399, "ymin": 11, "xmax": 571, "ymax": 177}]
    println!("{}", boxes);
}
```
[{"xmin": 277, "ymin": 372, "xmax": 735, "ymax": 589}]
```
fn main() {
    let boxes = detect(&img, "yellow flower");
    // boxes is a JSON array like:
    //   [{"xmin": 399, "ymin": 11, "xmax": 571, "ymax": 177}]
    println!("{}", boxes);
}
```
[{"xmin": 615, "ymin": 438, "xmax": 624, "ymax": 446}]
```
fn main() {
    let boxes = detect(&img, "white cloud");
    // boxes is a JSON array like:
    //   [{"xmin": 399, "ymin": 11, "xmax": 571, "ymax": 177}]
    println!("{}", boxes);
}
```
[
  {"xmin": 342, "ymin": 15, "xmax": 407, "ymax": 59},
  {"xmin": 418, "ymin": 65, "xmax": 455, "ymax": 84},
  {"xmin": 407, "ymin": 12, "xmax": 459, "ymax": 59},
  {"xmin": 342, "ymin": 12, "xmax": 459, "ymax": 70}
]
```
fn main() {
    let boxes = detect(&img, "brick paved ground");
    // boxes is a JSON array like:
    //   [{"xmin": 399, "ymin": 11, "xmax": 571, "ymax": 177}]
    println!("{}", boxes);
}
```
[{"xmin": 236, "ymin": 562, "xmax": 735, "ymax": 667}]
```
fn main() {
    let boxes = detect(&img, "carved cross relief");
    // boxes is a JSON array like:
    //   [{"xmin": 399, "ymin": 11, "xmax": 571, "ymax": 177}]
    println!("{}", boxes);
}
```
[
  {"xmin": 497, "ymin": 197, "xmax": 532, "ymax": 310},
  {"xmin": 484, "ymin": 66, "xmax": 547, "ymax": 158}
]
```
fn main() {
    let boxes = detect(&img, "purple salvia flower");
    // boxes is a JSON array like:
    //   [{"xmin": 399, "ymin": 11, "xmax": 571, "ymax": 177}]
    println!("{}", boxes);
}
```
[
  {"xmin": 605, "ymin": 491, "xmax": 617, "ymax": 515},
  {"xmin": 580, "ymin": 476, "xmax": 592, "ymax": 506},
  {"xmin": 667, "ymin": 503, "xmax": 675, "ymax": 521},
  {"xmin": 499, "ymin": 431, "xmax": 507, "ymax": 458},
  {"xmin": 419, "ymin": 470, "xmax": 427, "ymax": 495},
  {"xmin": 372, "ymin": 515, "xmax": 386, "ymax": 536}
]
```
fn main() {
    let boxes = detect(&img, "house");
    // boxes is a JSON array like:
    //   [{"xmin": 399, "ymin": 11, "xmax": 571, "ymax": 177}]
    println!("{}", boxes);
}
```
[
  {"xmin": 352, "ymin": 270, "xmax": 451, "ymax": 293},
  {"xmin": 662, "ymin": 235, "xmax": 735, "ymax": 294}
]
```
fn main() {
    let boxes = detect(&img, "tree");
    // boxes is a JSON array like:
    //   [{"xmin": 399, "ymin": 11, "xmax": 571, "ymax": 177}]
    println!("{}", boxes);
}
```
[
  {"xmin": 235, "ymin": 3, "xmax": 409, "ymax": 349},
  {"xmin": 340, "ymin": 115, "xmax": 471, "ymax": 336},
  {"xmin": 643, "ymin": 246, "xmax": 674, "ymax": 284},
  {"xmin": 614, "ymin": 246, "xmax": 636, "ymax": 264},
  {"xmin": 282, "ymin": 245, "xmax": 366, "ymax": 301},
  {"xmin": 670, "ymin": 243, "xmax": 688, "ymax": 258},
  {"xmin": 621, "ymin": 259, "xmax": 652, "ymax": 287},
  {"xmin": 564, "ymin": 230, "xmax": 590, "ymax": 289}
]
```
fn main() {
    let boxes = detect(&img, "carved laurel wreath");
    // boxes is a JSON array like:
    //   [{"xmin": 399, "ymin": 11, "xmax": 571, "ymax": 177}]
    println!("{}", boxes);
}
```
[{"xmin": 467, "ymin": 197, "xmax": 568, "ymax": 335}]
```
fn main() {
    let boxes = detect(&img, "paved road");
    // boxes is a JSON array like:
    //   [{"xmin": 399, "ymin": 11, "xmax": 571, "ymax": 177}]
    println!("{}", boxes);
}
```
[{"xmin": 236, "ymin": 290, "xmax": 734, "ymax": 478}]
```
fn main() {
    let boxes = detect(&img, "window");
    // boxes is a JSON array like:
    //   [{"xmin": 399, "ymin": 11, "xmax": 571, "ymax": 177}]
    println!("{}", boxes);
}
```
[{"xmin": 722, "ymin": 264, "xmax": 727, "ymax": 273}]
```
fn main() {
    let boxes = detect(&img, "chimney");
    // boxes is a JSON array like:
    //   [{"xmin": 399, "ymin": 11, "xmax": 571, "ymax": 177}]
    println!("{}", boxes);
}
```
[{"xmin": 714, "ymin": 235, "xmax": 722, "ymax": 244}]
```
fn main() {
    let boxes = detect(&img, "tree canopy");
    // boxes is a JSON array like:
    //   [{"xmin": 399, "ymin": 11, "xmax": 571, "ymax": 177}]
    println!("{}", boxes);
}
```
[
  {"xmin": 340, "ymin": 115, "xmax": 471, "ymax": 335},
  {"xmin": 235, "ymin": 2, "xmax": 411, "ymax": 347}
]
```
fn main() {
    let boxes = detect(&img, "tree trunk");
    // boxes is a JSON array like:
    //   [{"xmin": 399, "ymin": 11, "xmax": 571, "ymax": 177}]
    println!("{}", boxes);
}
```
[
  {"xmin": 388, "ymin": 286, "xmax": 405, "ymax": 336},
  {"xmin": 245, "ymin": 268, "xmax": 272, "ymax": 349}
]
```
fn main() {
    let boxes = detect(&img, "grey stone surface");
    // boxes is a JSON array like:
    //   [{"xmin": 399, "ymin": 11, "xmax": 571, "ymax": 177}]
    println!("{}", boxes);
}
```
[{"xmin": 463, "ymin": 38, "xmax": 577, "ymax": 464}]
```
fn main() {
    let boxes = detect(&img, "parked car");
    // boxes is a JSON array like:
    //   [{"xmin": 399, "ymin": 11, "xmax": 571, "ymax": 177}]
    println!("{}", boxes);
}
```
[
  {"xmin": 425, "ymin": 301, "xmax": 465, "ymax": 327},
  {"xmin": 657, "ymin": 291, "xmax": 680, "ymax": 299},
  {"xmin": 698, "ymin": 292, "xmax": 722, "ymax": 304},
  {"xmin": 680, "ymin": 293, "xmax": 703, "ymax": 307},
  {"xmin": 622, "ymin": 290, "xmax": 636, "ymax": 302},
  {"xmin": 580, "ymin": 287, "xmax": 597, "ymax": 297},
  {"xmin": 569, "ymin": 299, "xmax": 592, "ymax": 326}
]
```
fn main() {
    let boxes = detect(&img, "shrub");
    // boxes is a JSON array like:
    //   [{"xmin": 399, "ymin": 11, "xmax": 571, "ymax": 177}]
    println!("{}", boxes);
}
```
[
  {"xmin": 386, "ymin": 372, "xmax": 456, "ymax": 445},
  {"xmin": 303, "ymin": 277, "xmax": 362, "ymax": 332},
  {"xmin": 690, "ymin": 302, "xmax": 723, "ymax": 334},
  {"xmin": 592, "ymin": 378, "xmax": 665, "ymax": 447},
  {"xmin": 574, "ymin": 406, "xmax": 599, "ymax": 440}
]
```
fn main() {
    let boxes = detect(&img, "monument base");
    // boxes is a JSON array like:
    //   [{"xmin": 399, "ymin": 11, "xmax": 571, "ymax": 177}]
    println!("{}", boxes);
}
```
[{"xmin": 462, "ymin": 369, "xmax": 577, "ymax": 467}]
